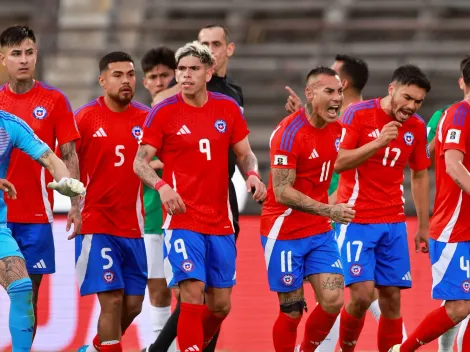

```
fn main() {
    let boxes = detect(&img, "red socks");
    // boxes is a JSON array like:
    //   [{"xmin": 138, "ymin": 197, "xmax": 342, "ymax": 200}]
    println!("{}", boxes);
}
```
[
  {"xmin": 339, "ymin": 307, "xmax": 366, "ymax": 352},
  {"xmin": 100, "ymin": 341, "xmax": 122, "ymax": 352},
  {"xmin": 201, "ymin": 306, "xmax": 226, "ymax": 349},
  {"xmin": 400, "ymin": 306, "xmax": 456, "ymax": 351},
  {"xmin": 273, "ymin": 311, "xmax": 302, "ymax": 352},
  {"xmin": 178, "ymin": 302, "xmax": 205, "ymax": 352},
  {"xmin": 377, "ymin": 316, "xmax": 403, "ymax": 352},
  {"xmin": 300, "ymin": 304, "xmax": 339, "ymax": 352}
]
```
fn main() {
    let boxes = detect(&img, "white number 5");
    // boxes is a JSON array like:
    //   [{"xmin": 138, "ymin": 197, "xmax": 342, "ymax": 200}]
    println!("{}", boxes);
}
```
[
  {"xmin": 101, "ymin": 248, "xmax": 113, "ymax": 269},
  {"xmin": 199, "ymin": 139, "xmax": 211, "ymax": 160},
  {"xmin": 115, "ymin": 145, "xmax": 125, "ymax": 167}
]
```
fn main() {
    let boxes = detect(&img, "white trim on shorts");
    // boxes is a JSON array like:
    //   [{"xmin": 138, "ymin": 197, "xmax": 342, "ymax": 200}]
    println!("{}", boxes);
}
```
[{"xmin": 144, "ymin": 234, "xmax": 165, "ymax": 279}]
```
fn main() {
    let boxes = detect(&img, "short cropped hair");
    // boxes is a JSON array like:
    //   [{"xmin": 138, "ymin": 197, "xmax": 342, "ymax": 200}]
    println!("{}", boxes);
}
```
[
  {"xmin": 141, "ymin": 46, "xmax": 176, "ymax": 73},
  {"xmin": 175, "ymin": 41, "xmax": 213, "ymax": 66},
  {"xmin": 335, "ymin": 54, "xmax": 369, "ymax": 92},
  {"xmin": 199, "ymin": 24, "xmax": 231, "ymax": 44},
  {"xmin": 391, "ymin": 64, "xmax": 431, "ymax": 93},
  {"xmin": 306, "ymin": 66, "xmax": 338, "ymax": 82},
  {"xmin": 99, "ymin": 51, "xmax": 134, "ymax": 72},
  {"xmin": 0, "ymin": 25, "xmax": 36, "ymax": 47}
]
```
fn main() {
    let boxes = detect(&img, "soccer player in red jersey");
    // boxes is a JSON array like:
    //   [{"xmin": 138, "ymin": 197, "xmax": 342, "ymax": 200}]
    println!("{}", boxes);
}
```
[
  {"xmin": 75, "ymin": 52, "xmax": 149, "ymax": 352},
  {"xmin": 261, "ymin": 66, "xmax": 355, "ymax": 352},
  {"xmin": 335, "ymin": 65, "xmax": 431, "ymax": 352},
  {"xmin": 390, "ymin": 58, "xmax": 470, "ymax": 352},
  {"xmin": 0, "ymin": 25, "xmax": 81, "ymax": 339},
  {"xmin": 134, "ymin": 41, "xmax": 266, "ymax": 352}
]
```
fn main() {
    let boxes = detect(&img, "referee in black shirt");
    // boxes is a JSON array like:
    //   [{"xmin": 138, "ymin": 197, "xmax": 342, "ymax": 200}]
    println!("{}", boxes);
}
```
[{"xmin": 144, "ymin": 24, "xmax": 245, "ymax": 352}]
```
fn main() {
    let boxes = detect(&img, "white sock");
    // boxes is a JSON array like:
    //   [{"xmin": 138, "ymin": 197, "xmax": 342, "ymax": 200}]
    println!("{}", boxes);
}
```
[
  {"xmin": 150, "ymin": 305, "xmax": 176, "ymax": 352},
  {"xmin": 86, "ymin": 345, "xmax": 99, "ymax": 352},
  {"xmin": 368, "ymin": 299, "xmax": 381, "ymax": 322},
  {"xmin": 438, "ymin": 322, "xmax": 459, "ymax": 352},
  {"xmin": 317, "ymin": 314, "xmax": 340, "ymax": 351},
  {"xmin": 101, "ymin": 340, "xmax": 119, "ymax": 346},
  {"xmin": 457, "ymin": 316, "xmax": 469, "ymax": 352}
]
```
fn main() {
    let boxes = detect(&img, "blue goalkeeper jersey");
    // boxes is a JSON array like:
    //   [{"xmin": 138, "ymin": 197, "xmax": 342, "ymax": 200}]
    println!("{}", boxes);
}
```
[{"xmin": 0, "ymin": 110, "xmax": 49, "ymax": 228}]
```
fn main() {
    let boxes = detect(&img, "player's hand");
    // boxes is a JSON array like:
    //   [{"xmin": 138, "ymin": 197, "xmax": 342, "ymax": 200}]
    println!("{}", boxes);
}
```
[
  {"xmin": 149, "ymin": 159, "xmax": 164, "ymax": 170},
  {"xmin": 328, "ymin": 203, "xmax": 355, "ymax": 224},
  {"xmin": 0, "ymin": 179, "xmax": 17, "ymax": 199},
  {"xmin": 285, "ymin": 86, "xmax": 303, "ymax": 113},
  {"xmin": 66, "ymin": 206, "xmax": 82, "ymax": 240},
  {"xmin": 415, "ymin": 227, "xmax": 429, "ymax": 254},
  {"xmin": 246, "ymin": 175, "xmax": 267, "ymax": 203},
  {"xmin": 48, "ymin": 177, "xmax": 86, "ymax": 197},
  {"xmin": 159, "ymin": 184, "xmax": 186, "ymax": 215},
  {"xmin": 375, "ymin": 121, "xmax": 402, "ymax": 148}
]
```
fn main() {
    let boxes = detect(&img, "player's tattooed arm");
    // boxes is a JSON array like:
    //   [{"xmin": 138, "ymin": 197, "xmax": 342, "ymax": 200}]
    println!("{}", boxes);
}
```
[
  {"xmin": 445, "ymin": 149, "xmax": 470, "ymax": 194},
  {"xmin": 272, "ymin": 168, "xmax": 331, "ymax": 217},
  {"xmin": 133, "ymin": 144, "xmax": 160, "ymax": 188},
  {"xmin": 60, "ymin": 142, "xmax": 80, "ymax": 207},
  {"xmin": 37, "ymin": 149, "xmax": 54, "ymax": 168},
  {"xmin": 36, "ymin": 149, "xmax": 72, "ymax": 181},
  {"xmin": 236, "ymin": 152, "xmax": 258, "ymax": 176}
]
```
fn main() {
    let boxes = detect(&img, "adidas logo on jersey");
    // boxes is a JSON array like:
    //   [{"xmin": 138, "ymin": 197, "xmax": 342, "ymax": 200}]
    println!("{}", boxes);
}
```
[
  {"xmin": 402, "ymin": 271, "xmax": 412, "ymax": 281},
  {"xmin": 331, "ymin": 260, "xmax": 343, "ymax": 269},
  {"xmin": 93, "ymin": 127, "xmax": 107, "ymax": 137},
  {"xmin": 308, "ymin": 149, "xmax": 319, "ymax": 159},
  {"xmin": 368, "ymin": 129, "xmax": 380, "ymax": 138},
  {"xmin": 177, "ymin": 125, "xmax": 191, "ymax": 135},
  {"xmin": 33, "ymin": 259, "xmax": 47, "ymax": 269}
]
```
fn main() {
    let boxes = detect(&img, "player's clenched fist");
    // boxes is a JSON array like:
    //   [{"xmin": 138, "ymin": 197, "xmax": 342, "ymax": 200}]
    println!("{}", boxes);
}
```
[
  {"xmin": 246, "ymin": 175, "xmax": 267, "ymax": 202},
  {"xmin": 47, "ymin": 177, "xmax": 86, "ymax": 197},
  {"xmin": 0, "ymin": 179, "xmax": 17, "ymax": 199},
  {"xmin": 376, "ymin": 121, "xmax": 402, "ymax": 148},
  {"xmin": 158, "ymin": 184, "xmax": 186, "ymax": 215},
  {"xmin": 328, "ymin": 203, "xmax": 355, "ymax": 224}
]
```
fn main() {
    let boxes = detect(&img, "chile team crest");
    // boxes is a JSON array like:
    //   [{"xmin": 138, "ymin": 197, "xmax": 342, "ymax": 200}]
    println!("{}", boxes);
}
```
[
  {"xmin": 214, "ymin": 119, "xmax": 227, "ymax": 133},
  {"xmin": 403, "ymin": 132, "xmax": 414, "ymax": 146},
  {"xmin": 335, "ymin": 138, "xmax": 341, "ymax": 152},
  {"xmin": 103, "ymin": 270, "xmax": 115, "ymax": 283},
  {"xmin": 350, "ymin": 264, "xmax": 362, "ymax": 277},
  {"xmin": 462, "ymin": 280, "xmax": 470, "ymax": 293},
  {"xmin": 33, "ymin": 106, "xmax": 47, "ymax": 120},
  {"xmin": 281, "ymin": 274, "xmax": 294, "ymax": 286},
  {"xmin": 132, "ymin": 126, "xmax": 143, "ymax": 140}
]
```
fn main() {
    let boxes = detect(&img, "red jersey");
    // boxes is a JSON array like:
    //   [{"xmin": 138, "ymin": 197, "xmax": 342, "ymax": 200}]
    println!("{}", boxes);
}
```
[
  {"xmin": 1, "ymin": 81, "xmax": 80, "ymax": 223},
  {"xmin": 76, "ymin": 97, "xmax": 149, "ymax": 238},
  {"xmin": 430, "ymin": 101, "xmax": 470, "ymax": 242},
  {"xmin": 337, "ymin": 99, "xmax": 430, "ymax": 223},
  {"xmin": 260, "ymin": 109, "xmax": 342, "ymax": 240},
  {"xmin": 142, "ymin": 92, "xmax": 249, "ymax": 235}
]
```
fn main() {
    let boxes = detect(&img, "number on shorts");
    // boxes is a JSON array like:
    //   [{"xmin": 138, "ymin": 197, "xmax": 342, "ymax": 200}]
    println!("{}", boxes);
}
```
[
  {"xmin": 199, "ymin": 139, "xmax": 211, "ymax": 160},
  {"xmin": 174, "ymin": 239, "xmax": 189, "ymax": 260},
  {"xmin": 461, "ymin": 256, "xmax": 470, "ymax": 278},
  {"xmin": 114, "ymin": 145, "xmax": 125, "ymax": 167},
  {"xmin": 346, "ymin": 241, "xmax": 363, "ymax": 263},
  {"xmin": 280, "ymin": 250, "xmax": 292, "ymax": 273},
  {"xmin": 101, "ymin": 248, "xmax": 113, "ymax": 269}
]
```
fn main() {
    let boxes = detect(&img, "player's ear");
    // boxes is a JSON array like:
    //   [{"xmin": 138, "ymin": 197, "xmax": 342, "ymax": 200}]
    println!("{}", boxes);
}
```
[
  {"xmin": 459, "ymin": 77, "xmax": 465, "ymax": 91},
  {"xmin": 342, "ymin": 79, "xmax": 349, "ymax": 90},
  {"xmin": 388, "ymin": 82, "xmax": 395, "ymax": 96},
  {"xmin": 206, "ymin": 65, "xmax": 213, "ymax": 83},
  {"xmin": 227, "ymin": 42, "xmax": 235, "ymax": 58},
  {"xmin": 98, "ymin": 75, "xmax": 106, "ymax": 89},
  {"xmin": 305, "ymin": 85, "xmax": 313, "ymax": 101},
  {"xmin": 0, "ymin": 50, "xmax": 5, "ymax": 67}
]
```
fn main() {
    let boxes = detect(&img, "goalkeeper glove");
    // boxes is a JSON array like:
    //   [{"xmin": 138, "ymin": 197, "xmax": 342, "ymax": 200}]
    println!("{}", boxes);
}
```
[{"xmin": 47, "ymin": 177, "xmax": 86, "ymax": 197}]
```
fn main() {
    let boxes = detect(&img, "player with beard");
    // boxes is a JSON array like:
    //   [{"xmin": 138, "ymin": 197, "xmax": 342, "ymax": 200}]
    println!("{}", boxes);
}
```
[
  {"xmin": 335, "ymin": 65, "xmax": 431, "ymax": 352},
  {"xmin": 76, "ymin": 52, "xmax": 149, "ymax": 352}
]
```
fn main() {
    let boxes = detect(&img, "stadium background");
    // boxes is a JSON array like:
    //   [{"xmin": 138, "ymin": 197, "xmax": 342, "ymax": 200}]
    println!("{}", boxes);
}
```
[{"xmin": 0, "ymin": 0, "xmax": 468, "ymax": 350}]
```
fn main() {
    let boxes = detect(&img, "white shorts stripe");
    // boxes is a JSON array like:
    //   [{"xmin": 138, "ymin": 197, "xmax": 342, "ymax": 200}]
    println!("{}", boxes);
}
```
[
  {"xmin": 163, "ymin": 230, "xmax": 174, "ymax": 286},
  {"xmin": 432, "ymin": 242, "xmax": 458, "ymax": 290},
  {"xmin": 76, "ymin": 235, "xmax": 93, "ymax": 289},
  {"xmin": 264, "ymin": 208, "xmax": 292, "ymax": 269}
]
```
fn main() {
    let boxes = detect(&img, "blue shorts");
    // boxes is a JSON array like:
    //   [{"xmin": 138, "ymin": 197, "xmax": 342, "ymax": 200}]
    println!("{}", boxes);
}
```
[
  {"xmin": 430, "ymin": 239, "xmax": 470, "ymax": 300},
  {"xmin": 163, "ymin": 229, "xmax": 236, "ymax": 288},
  {"xmin": 261, "ymin": 230, "xmax": 343, "ymax": 293},
  {"xmin": 0, "ymin": 226, "xmax": 24, "ymax": 260},
  {"xmin": 336, "ymin": 222, "xmax": 411, "ymax": 288},
  {"xmin": 8, "ymin": 222, "xmax": 55, "ymax": 274},
  {"xmin": 75, "ymin": 234, "xmax": 148, "ymax": 296}
]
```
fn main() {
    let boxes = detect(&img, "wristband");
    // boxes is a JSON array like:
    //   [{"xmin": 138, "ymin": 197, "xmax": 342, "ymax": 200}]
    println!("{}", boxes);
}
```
[
  {"xmin": 155, "ymin": 180, "xmax": 167, "ymax": 191},
  {"xmin": 247, "ymin": 171, "xmax": 261, "ymax": 180}
]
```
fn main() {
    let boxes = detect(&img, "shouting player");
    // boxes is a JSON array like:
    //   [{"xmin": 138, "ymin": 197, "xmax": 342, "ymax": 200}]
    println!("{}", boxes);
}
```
[
  {"xmin": 335, "ymin": 65, "xmax": 431, "ymax": 352},
  {"xmin": 0, "ymin": 25, "xmax": 81, "ymax": 339},
  {"xmin": 134, "ymin": 41, "xmax": 266, "ymax": 352},
  {"xmin": 75, "ymin": 52, "xmax": 149, "ymax": 352},
  {"xmin": 390, "ymin": 57, "xmax": 470, "ymax": 352},
  {"xmin": 0, "ymin": 110, "xmax": 85, "ymax": 352},
  {"xmin": 261, "ymin": 66, "xmax": 355, "ymax": 352},
  {"xmin": 141, "ymin": 45, "xmax": 177, "ymax": 351}
]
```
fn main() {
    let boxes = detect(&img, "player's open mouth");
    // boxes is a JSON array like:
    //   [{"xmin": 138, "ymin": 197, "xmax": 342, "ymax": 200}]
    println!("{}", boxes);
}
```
[
  {"xmin": 327, "ymin": 105, "xmax": 340, "ymax": 116},
  {"xmin": 120, "ymin": 88, "xmax": 132, "ymax": 93},
  {"xmin": 397, "ymin": 109, "xmax": 412, "ymax": 120},
  {"xmin": 181, "ymin": 82, "xmax": 193, "ymax": 87}
]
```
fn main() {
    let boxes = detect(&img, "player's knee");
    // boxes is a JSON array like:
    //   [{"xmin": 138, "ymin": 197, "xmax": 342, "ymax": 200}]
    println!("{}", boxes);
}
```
[
  {"xmin": 446, "ymin": 301, "xmax": 470, "ymax": 323},
  {"xmin": 210, "ymin": 299, "xmax": 232, "ymax": 317},
  {"xmin": 126, "ymin": 299, "xmax": 143, "ymax": 320},
  {"xmin": 350, "ymin": 294, "xmax": 373, "ymax": 313},
  {"xmin": 280, "ymin": 298, "xmax": 307, "ymax": 319},
  {"xmin": 320, "ymin": 290, "xmax": 344, "ymax": 314},
  {"xmin": 99, "ymin": 290, "xmax": 124, "ymax": 313},
  {"xmin": 148, "ymin": 279, "xmax": 172, "ymax": 307},
  {"xmin": 179, "ymin": 279, "xmax": 205, "ymax": 304}
]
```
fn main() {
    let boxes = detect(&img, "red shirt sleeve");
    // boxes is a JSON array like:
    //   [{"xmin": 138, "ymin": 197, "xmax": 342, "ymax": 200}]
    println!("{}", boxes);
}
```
[
  {"xmin": 142, "ymin": 104, "xmax": 165, "ymax": 150},
  {"xmin": 270, "ymin": 124, "xmax": 299, "ymax": 169},
  {"xmin": 339, "ymin": 107, "xmax": 361, "ymax": 149},
  {"xmin": 230, "ymin": 103, "xmax": 249, "ymax": 146},
  {"xmin": 53, "ymin": 93, "xmax": 80, "ymax": 146},
  {"xmin": 409, "ymin": 122, "xmax": 431, "ymax": 171},
  {"xmin": 441, "ymin": 106, "xmax": 470, "ymax": 155}
]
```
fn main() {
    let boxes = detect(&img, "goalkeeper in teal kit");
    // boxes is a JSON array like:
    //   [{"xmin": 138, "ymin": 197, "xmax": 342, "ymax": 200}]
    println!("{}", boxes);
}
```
[{"xmin": 0, "ymin": 110, "xmax": 84, "ymax": 351}]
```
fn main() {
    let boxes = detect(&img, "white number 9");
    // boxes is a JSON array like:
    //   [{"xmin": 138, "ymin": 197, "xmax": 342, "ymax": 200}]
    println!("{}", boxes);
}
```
[
  {"xmin": 199, "ymin": 139, "xmax": 211, "ymax": 160},
  {"xmin": 174, "ymin": 239, "xmax": 188, "ymax": 259}
]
